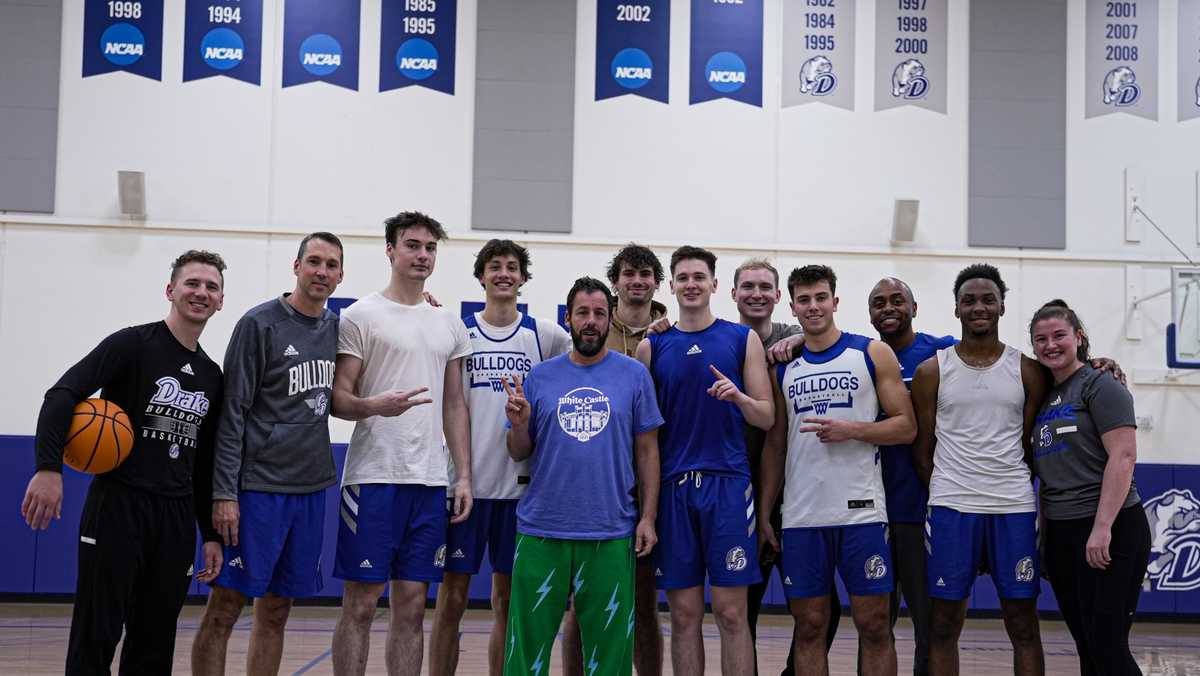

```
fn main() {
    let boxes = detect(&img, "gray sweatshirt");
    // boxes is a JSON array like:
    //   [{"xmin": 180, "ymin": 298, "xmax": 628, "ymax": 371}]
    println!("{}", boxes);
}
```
[{"xmin": 212, "ymin": 295, "xmax": 339, "ymax": 499}]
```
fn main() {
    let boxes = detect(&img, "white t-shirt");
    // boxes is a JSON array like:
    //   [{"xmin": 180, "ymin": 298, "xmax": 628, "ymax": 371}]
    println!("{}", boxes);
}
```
[
  {"xmin": 453, "ymin": 312, "xmax": 571, "ymax": 500},
  {"xmin": 337, "ymin": 292, "xmax": 472, "ymax": 487}
]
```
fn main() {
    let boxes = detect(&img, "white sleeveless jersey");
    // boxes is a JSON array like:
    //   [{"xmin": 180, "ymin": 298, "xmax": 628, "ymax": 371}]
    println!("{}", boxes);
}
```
[
  {"xmin": 928, "ymin": 344, "xmax": 1036, "ymax": 513},
  {"xmin": 451, "ymin": 312, "xmax": 570, "ymax": 500},
  {"xmin": 779, "ymin": 332, "xmax": 888, "ymax": 528}
]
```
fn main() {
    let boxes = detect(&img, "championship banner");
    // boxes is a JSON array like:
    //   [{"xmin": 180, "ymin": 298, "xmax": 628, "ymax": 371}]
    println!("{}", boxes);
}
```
[
  {"xmin": 689, "ymin": 0, "xmax": 763, "ymax": 107},
  {"xmin": 82, "ymin": 0, "xmax": 164, "ymax": 80},
  {"xmin": 874, "ymin": 0, "xmax": 947, "ymax": 113},
  {"xmin": 595, "ymin": 0, "xmax": 669, "ymax": 102},
  {"xmin": 183, "ymin": 0, "xmax": 263, "ymax": 84},
  {"xmin": 1085, "ymin": 0, "xmax": 1157, "ymax": 120},
  {"xmin": 282, "ymin": 0, "xmax": 361, "ymax": 90},
  {"xmin": 380, "ymin": 0, "xmax": 456, "ymax": 94},
  {"xmin": 1179, "ymin": 0, "xmax": 1200, "ymax": 122},
  {"xmin": 782, "ymin": 0, "xmax": 855, "ymax": 110}
]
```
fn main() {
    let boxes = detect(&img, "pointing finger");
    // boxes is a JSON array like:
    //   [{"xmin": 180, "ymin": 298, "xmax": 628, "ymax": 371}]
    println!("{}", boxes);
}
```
[{"xmin": 709, "ymin": 364, "xmax": 728, "ymax": 381}]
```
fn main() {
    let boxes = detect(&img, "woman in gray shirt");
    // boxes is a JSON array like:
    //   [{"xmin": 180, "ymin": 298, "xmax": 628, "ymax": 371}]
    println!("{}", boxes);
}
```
[{"xmin": 1029, "ymin": 299, "xmax": 1150, "ymax": 676}]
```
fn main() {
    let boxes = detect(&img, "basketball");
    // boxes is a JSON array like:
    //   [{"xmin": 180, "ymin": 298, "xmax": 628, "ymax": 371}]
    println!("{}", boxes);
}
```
[{"xmin": 63, "ymin": 398, "xmax": 134, "ymax": 474}]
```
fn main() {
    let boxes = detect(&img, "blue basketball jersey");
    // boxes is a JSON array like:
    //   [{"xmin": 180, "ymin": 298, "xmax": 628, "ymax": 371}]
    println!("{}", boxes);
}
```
[
  {"xmin": 879, "ymin": 332, "xmax": 956, "ymax": 523},
  {"xmin": 649, "ymin": 319, "xmax": 751, "ymax": 480}
]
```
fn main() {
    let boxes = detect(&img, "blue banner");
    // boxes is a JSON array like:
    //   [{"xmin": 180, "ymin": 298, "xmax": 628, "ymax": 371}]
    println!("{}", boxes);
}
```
[
  {"xmin": 282, "ymin": 0, "xmax": 361, "ymax": 90},
  {"xmin": 182, "ymin": 0, "xmax": 263, "ymax": 84},
  {"xmin": 689, "ymin": 0, "xmax": 762, "ymax": 106},
  {"xmin": 82, "ymin": 0, "xmax": 164, "ymax": 80},
  {"xmin": 595, "ymin": 0, "xmax": 669, "ymax": 102},
  {"xmin": 380, "ymin": 0, "xmax": 456, "ymax": 94}
]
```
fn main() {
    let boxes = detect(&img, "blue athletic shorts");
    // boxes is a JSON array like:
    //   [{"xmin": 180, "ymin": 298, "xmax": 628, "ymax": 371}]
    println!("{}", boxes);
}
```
[
  {"xmin": 213, "ymin": 490, "xmax": 326, "ymax": 598},
  {"xmin": 781, "ymin": 523, "xmax": 893, "ymax": 599},
  {"xmin": 444, "ymin": 498, "xmax": 518, "ymax": 576},
  {"xmin": 334, "ymin": 484, "xmax": 448, "ymax": 583},
  {"xmin": 655, "ymin": 471, "xmax": 761, "ymax": 590},
  {"xmin": 925, "ymin": 506, "xmax": 1039, "ymax": 601}
]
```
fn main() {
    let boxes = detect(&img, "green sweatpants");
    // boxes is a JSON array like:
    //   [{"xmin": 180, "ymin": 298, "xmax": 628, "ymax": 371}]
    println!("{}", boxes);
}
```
[{"xmin": 504, "ymin": 533, "xmax": 634, "ymax": 676}]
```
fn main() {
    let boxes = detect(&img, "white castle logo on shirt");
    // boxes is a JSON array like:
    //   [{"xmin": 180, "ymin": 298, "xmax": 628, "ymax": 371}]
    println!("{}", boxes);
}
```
[
  {"xmin": 556, "ymin": 387, "xmax": 611, "ymax": 442},
  {"xmin": 787, "ymin": 370, "xmax": 859, "ymax": 416},
  {"xmin": 1144, "ymin": 488, "xmax": 1200, "ymax": 591}
]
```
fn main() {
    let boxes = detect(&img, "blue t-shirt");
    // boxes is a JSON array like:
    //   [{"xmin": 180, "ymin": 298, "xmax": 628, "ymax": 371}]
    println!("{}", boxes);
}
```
[
  {"xmin": 649, "ymin": 319, "xmax": 752, "ymax": 481},
  {"xmin": 879, "ymin": 332, "xmax": 956, "ymax": 523},
  {"xmin": 517, "ymin": 351, "xmax": 664, "ymax": 540}
]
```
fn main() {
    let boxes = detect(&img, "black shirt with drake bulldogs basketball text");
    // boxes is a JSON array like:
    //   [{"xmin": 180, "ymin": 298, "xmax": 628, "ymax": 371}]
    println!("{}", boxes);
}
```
[{"xmin": 34, "ymin": 321, "xmax": 223, "ymax": 542}]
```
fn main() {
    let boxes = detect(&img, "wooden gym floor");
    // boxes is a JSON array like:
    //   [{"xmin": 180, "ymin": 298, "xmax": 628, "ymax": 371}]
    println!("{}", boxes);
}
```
[{"xmin": 0, "ymin": 603, "xmax": 1197, "ymax": 675}]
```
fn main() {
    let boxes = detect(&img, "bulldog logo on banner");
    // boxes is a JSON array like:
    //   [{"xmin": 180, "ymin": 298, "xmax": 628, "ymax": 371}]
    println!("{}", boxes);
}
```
[
  {"xmin": 82, "ymin": 0, "xmax": 164, "ymax": 80},
  {"xmin": 282, "ymin": 0, "xmax": 361, "ymax": 90},
  {"xmin": 783, "ymin": 0, "xmax": 855, "ymax": 110},
  {"xmin": 1085, "ymin": 0, "xmax": 1158, "ymax": 120},
  {"xmin": 874, "ymin": 0, "xmax": 947, "ymax": 114},
  {"xmin": 183, "ymin": 0, "xmax": 263, "ymax": 85},
  {"xmin": 689, "ymin": 0, "xmax": 763, "ymax": 107}
]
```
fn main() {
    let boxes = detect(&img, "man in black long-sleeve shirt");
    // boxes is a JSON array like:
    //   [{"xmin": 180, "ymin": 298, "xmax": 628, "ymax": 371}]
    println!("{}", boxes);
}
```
[{"xmin": 21, "ymin": 250, "xmax": 228, "ymax": 675}]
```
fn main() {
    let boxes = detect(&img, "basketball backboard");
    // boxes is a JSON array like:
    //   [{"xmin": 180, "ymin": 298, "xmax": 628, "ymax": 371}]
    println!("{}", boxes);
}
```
[{"xmin": 1167, "ymin": 267, "xmax": 1200, "ymax": 369}]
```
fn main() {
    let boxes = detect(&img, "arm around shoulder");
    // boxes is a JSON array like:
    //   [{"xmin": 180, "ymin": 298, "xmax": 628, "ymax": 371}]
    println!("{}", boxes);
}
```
[{"xmin": 909, "ymin": 356, "xmax": 941, "ymax": 486}]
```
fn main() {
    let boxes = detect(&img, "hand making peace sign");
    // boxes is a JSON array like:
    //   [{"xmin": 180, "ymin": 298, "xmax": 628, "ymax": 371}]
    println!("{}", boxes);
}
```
[{"xmin": 501, "ymin": 374, "xmax": 530, "ymax": 427}]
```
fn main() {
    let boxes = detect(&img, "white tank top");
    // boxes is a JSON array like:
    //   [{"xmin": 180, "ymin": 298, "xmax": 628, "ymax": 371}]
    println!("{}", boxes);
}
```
[
  {"xmin": 452, "ymin": 313, "xmax": 569, "ymax": 500},
  {"xmin": 928, "ymin": 344, "xmax": 1035, "ymax": 513},
  {"xmin": 780, "ymin": 332, "xmax": 888, "ymax": 528}
]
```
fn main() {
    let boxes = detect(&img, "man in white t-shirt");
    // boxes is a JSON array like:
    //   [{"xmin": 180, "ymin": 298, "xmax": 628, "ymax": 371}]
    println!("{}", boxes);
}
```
[
  {"xmin": 330, "ymin": 211, "xmax": 473, "ymax": 676},
  {"xmin": 429, "ymin": 239, "xmax": 570, "ymax": 676}
]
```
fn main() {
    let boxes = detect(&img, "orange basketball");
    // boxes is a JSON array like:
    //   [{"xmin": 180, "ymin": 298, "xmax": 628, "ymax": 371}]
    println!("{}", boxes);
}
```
[{"xmin": 64, "ymin": 398, "xmax": 134, "ymax": 474}]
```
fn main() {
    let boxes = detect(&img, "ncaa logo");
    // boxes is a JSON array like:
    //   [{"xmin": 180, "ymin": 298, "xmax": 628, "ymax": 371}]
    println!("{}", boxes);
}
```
[
  {"xmin": 799, "ymin": 55, "xmax": 837, "ymax": 96},
  {"xmin": 891, "ymin": 58, "xmax": 929, "ymax": 100},
  {"xmin": 1015, "ymin": 556, "xmax": 1035, "ymax": 583},
  {"xmin": 864, "ymin": 554, "xmax": 887, "ymax": 580},
  {"xmin": 396, "ymin": 38, "xmax": 438, "ymax": 80},
  {"xmin": 299, "ymin": 33, "xmax": 343, "ymax": 76},
  {"xmin": 100, "ymin": 22, "xmax": 145, "ymax": 66},
  {"xmin": 706, "ymin": 51, "xmax": 747, "ymax": 94},
  {"xmin": 1102, "ymin": 66, "xmax": 1140, "ymax": 107},
  {"xmin": 434, "ymin": 544, "xmax": 447, "ymax": 568},
  {"xmin": 201, "ymin": 28, "xmax": 244, "ymax": 71},
  {"xmin": 611, "ymin": 47, "xmax": 653, "ymax": 90},
  {"xmin": 168, "ymin": 443, "xmax": 180, "ymax": 460},
  {"xmin": 1144, "ymin": 488, "xmax": 1200, "ymax": 591},
  {"xmin": 725, "ymin": 546, "xmax": 748, "ymax": 572}
]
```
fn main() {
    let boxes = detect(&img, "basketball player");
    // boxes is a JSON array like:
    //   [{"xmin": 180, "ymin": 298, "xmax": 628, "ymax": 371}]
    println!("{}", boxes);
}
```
[
  {"xmin": 910, "ymin": 264, "xmax": 1047, "ymax": 676},
  {"xmin": 503, "ymin": 276, "xmax": 663, "ymax": 676},
  {"xmin": 759, "ymin": 264, "xmax": 916, "ymax": 676},
  {"xmin": 867, "ymin": 277, "xmax": 955, "ymax": 676},
  {"xmin": 733, "ymin": 259, "xmax": 842, "ymax": 676},
  {"xmin": 635, "ymin": 246, "xmax": 774, "ymax": 676},
  {"xmin": 23, "ymin": 250, "xmax": 227, "ymax": 675},
  {"xmin": 429, "ymin": 239, "xmax": 570, "ymax": 676},
  {"xmin": 330, "ymin": 211, "xmax": 472, "ymax": 676},
  {"xmin": 190, "ymin": 233, "xmax": 345, "ymax": 676}
]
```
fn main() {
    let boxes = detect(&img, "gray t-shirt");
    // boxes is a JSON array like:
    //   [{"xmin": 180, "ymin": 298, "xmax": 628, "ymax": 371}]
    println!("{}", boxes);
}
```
[{"xmin": 1032, "ymin": 365, "xmax": 1140, "ymax": 520}]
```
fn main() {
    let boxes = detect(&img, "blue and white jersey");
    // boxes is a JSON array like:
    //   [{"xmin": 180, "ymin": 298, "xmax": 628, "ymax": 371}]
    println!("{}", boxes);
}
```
[
  {"xmin": 649, "ymin": 319, "xmax": 752, "ymax": 480},
  {"xmin": 453, "ymin": 312, "xmax": 570, "ymax": 500},
  {"xmin": 778, "ymin": 332, "xmax": 887, "ymax": 528}
]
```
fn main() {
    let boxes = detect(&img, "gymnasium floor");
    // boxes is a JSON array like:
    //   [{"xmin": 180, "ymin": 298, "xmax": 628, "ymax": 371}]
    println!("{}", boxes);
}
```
[{"xmin": 0, "ymin": 604, "xmax": 1197, "ymax": 675}]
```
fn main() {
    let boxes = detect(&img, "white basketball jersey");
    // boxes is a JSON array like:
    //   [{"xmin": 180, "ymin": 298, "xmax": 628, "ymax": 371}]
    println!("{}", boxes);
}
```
[
  {"xmin": 452, "ymin": 312, "xmax": 569, "ymax": 500},
  {"xmin": 780, "ymin": 332, "xmax": 888, "ymax": 528},
  {"xmin": 928, "ymin": 344, "xmax": 1035, "ymax": 513}
]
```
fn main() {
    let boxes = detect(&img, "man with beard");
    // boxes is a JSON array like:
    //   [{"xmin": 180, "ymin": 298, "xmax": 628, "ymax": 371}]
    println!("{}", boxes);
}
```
[
  {"xmin": 502, "ymin": 277, "xmax": 662, "ymax": 676},
  {"xmin": 911, "ymin": 264, "xmax": 1047, "ymax": 676},
  {"xmin": 562, "ymin": 243, "xmax": 669, "ymax": 676},
  {"xmin": 430, "ymin": 239, "xmax": 570, "ymax": 676},
  {"xmin": 866, "ymin": 277, "xmax": 954, "ymax": 676}
]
